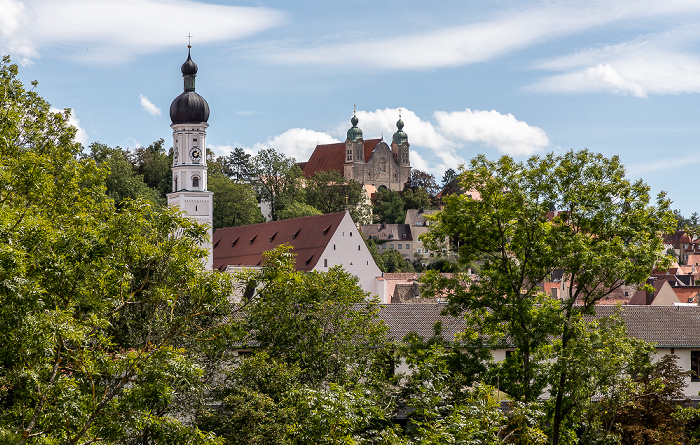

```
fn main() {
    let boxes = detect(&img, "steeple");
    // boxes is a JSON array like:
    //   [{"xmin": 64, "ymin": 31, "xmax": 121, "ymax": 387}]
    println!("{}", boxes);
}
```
[
  {"xmin": 169, "ymin": 46, "xmax": 210, "ymax": 125},
  {"xmin": 167, "ymin": 44, "xmax": 214, "ymax": 270},
  {"xmin": 392, "ymin": 110, "xmax": 408, "ymax": 146},
  {"xmin": 181, "ymin": 47, "xmax": 198, "ymax": 91},
  {"xmin": 346, "ymin": 108, "xmax": 363, "ymax": 142}
]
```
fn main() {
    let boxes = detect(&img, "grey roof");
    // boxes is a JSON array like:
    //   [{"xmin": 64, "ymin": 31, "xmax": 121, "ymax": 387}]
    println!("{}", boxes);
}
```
[
  {"xmin": 405, "ymin": 208, "xmax": 439, "ymax": 226},
  {"xmin": 360, "ymin": 223, "xmax": 412, "ymax": 242},
  {"xmin": 378, "ymin": 304, "xmax": 700, "ymax": 347}
]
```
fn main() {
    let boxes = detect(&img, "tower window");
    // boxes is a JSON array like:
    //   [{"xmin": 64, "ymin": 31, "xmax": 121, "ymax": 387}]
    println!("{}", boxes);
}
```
[{"xmin": 192, "ymin": 176, "xmax": 200, "ymax": 188}]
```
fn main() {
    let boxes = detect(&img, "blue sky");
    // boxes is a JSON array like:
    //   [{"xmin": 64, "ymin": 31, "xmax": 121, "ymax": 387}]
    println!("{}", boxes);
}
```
[{"xmin": 3, "ymin": 0, "xmax": 700, "ymax": 215}]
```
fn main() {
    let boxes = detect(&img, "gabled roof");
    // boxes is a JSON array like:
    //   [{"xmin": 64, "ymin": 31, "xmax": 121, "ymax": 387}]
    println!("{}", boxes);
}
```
[
  {"xmin": 360, "ymin": 223, "xmax": 412, "ymax": 242},
  {"xmin": 213, "ymin": 212, "xmax": 347, "ymax": 271},
  {"xmin": 405, "ymin": 208, "xmax": 439, "ymax": 226},
  {"xmin": 378, "ymin": 304, "xmax": 700, "ymax": 347},
  {"xmin": 301, "ymin": 139, "xmax": 381, "ymax": 178}
]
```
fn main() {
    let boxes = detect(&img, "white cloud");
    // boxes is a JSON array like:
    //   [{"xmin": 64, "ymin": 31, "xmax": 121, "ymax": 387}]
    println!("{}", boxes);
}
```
[
  {"xmin": 243, "ymin": 107, "xmax": 548, "ymax": 180},
  {"xmin": 434, "ymin": 109, "xmax": 550, "ymax": 156},
  {"xmin": 50, "ymin": 107, "xmax": 88, "ymax": 146},
  {"xmin": 139, "ymin": 94, "xmax": 161, "ymax": 116},
  {"xmin": 254, "ymin": 1, "xmax": 700, "ymax": 70},
  {"xmin": 530, "ymin": 26, "xmax": 700, "ymax": 96},
  {"xmin": 253, "ymin": 128, "xmax": 339, "ymax": 161},
  {"xmin": 1, "ymin": 0, "xmax": 285, "ymax": 64},
  {"xmin": 332, "ymin": 107, "xmax": 547, "ymax": 174}
]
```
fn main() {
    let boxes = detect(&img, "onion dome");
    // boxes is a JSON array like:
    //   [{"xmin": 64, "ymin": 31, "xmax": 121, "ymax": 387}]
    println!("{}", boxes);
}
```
[
  {"xmin": 346, "ymin": 112, "xmax": 363, "ymax": 142},
  {"xmin": 392, "ymin": 115, "xmax": 408, "ymax": 146},
  {"xmin": 170, "ymin": 48, "xmax": 210, "ymax": 124}
]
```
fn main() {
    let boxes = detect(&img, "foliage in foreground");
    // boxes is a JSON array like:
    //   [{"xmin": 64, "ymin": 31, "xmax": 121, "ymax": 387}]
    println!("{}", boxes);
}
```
[{"xmin": 0, "ymin": 55, "xmax": 232, "ymax": 444}]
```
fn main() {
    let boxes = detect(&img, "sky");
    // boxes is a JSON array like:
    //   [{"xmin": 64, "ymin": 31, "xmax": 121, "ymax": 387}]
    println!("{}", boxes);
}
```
[{"xmin": 3, "ymin": 0, "xmax": 700, "ymax": 216}]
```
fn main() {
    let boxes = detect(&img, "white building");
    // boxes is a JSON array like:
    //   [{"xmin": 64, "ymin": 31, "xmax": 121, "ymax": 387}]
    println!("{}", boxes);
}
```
[{"xmin": 212, "ymin": 211, "xmax": 387, "ymax": 300}]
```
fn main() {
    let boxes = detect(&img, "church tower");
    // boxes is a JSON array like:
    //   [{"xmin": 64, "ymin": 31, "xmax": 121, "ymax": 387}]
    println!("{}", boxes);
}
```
[
  {"xmin": 391, "ymin": 112, "xmax": 410, "ymax": 167},
  {"xmin": 166, "ymin": 46, "xmax": 214, "ymax": 269},
  {"xmin": 345, "ymin": 110, "xmax": 365, "ymax": 164}
]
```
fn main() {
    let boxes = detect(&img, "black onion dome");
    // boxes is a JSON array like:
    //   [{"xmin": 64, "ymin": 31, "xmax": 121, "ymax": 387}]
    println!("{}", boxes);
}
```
[
  {"xmin": 170, "ymin": 48, "xmax": 209, "ymax": 124},
  {"xmin": 181, "ymin": 52, "xmax": 198, "ymax": 75},
  {"xmin": 170, "ymin": 91, "xmax": 209, "ymax": 124}
]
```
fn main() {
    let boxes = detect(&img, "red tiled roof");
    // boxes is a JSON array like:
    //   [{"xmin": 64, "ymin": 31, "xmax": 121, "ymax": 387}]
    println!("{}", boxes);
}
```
[
  {"xmin": 301, "ymin": 139, "xmax": 381, "ymax": 178},
  {"xmin": 213, "ymin": 212, "xmax": 347, "ymax": 271}
]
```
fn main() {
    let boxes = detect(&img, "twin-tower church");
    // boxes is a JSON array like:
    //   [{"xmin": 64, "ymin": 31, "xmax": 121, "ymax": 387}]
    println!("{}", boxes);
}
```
[{"xmin": 166, "ymin": 48, "xmax": 411, "ymax": 269}]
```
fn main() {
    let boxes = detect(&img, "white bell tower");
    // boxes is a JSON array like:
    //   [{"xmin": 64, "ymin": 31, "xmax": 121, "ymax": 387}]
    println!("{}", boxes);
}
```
[{"xmin": 166, "ymin": 45, "xmax": 214, "ymax": 269}]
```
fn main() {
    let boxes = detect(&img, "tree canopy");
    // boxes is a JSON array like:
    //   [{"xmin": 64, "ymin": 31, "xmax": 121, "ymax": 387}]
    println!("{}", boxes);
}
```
[
  {"xmin": 0, "ymin": 55, "xmax": 232, "ymax": 444},
  {"xmin": 423, "ymin": 150, "xmax": 676, "ymax": 444}
]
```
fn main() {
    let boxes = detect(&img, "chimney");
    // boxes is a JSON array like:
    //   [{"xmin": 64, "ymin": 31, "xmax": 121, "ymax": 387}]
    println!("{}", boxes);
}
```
[{"xmin": 646, "ymin": 277, "xmax": 656, "ymax": 305}]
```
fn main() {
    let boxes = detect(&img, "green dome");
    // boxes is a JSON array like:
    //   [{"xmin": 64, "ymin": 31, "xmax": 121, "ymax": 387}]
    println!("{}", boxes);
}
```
[
  {"xmin": 392, "ymin": 117, "xmax": 408, "ymax": 145},
  {"xmin": 347, "ymin": 113, "xmax": 363, "ymax": 142}
]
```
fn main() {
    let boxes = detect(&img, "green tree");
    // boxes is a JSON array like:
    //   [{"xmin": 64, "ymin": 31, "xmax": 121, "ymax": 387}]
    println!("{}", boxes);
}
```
[
  {"xmin": 198, "ymin": 245, "xmax": 392, "ymax": 443},
  {"xmin": 401, "ymin": 187, "xmax": 433, "ymax": 211},
  {"xmin": 0, "ymin": 55, "xmax": 230, "ymax": 444},
  {"xmin": 219, "ymin": 147, "xmax": 253, "ymax": 182},
  {"xmin": 305, "ymin": 170, "xmax": 370, "ymax": 224},
  {"xmin": 86, "ymin": 142, "xmax": 162, "ymax": 206},
  {"xmin": 208, "ymin": 173, "xmax": 264, "ymax": 229},
  {"xmin": 249, "ymin": 148, "xmax": 305, "ymax": 221},
  {"xmin": 131, "ymin": 138, "xmax": 172, "ymax": 199},
  {"xmin": 439, "ymin": 167, "xmax": 461, "ymax": 197},
  {"xmin": 372, "ymin": 188, "xmax": 405, "ymax": 223},
  {"xmin": 403, "ymin": 169, "xmax": 440, "ymax": 197},
  {"xmin": 276, "ymin": 200, "xmax": 322, "ymax": 220},
  {"xmin": 423, "ymin": 150, "xmax": 675, "ymax": 445}
]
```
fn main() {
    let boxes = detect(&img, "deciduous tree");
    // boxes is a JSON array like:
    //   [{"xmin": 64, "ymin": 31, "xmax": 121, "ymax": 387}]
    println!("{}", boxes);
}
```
[
  {"xmin": 423, "ymin": 150, "xmax": 675, "ymax": 445},
  {"xmin": 0, "ymin": 55, "xmax": 230, "ymax": 444}
]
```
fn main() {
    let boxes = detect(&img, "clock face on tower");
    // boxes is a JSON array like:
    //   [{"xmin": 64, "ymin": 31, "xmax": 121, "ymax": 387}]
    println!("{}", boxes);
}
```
[{"xmin": 190, "ymin": 147, "xmax": 202, "ymax": 162}]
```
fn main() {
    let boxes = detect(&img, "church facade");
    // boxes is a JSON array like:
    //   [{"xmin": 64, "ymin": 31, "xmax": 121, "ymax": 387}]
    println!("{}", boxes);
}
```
[
  {"xmin": 300, "ymin": 113, "xmax": 412, "ymax": 192},
  {"xmin": 166, "ymin": 47, "xmax": 214, "ymax": 269}
]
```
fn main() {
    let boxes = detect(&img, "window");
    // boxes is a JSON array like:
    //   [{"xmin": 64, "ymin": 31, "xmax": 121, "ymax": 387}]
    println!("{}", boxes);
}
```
[
  {"xmin": 398, "ymin": 244, "xmax": 402, "ymax": 249},
  {"xmin": 389, "ymin": 243, "xmax": 394, "ymax": 249},
  {"xmin": 350, "ymin": 232, "xmax": 352, "ymax": 237},
  {"xmin": 417, "ymin": 248, "xmax": 422, "ymax": 254},
  {"xmin": 334, "ymin": 244, "xmax": 336, "ymax": 250},
  {"xmin": 192, "ymin": 176, "xmax": 200, "ymax": 188},
  {"xmin": 358, "ymin": 245, "xmax": 361, "ymax": 251},
  {"xmin": 692, "ymin": 351, "xmax": 700, "ymax": 382},
  {"xmin": 402, "ymin": 233, "xmax": 406, "ymax": 239},
  {"xmin": 406, "ymin": 244, "xmax": 410, "ymax": 250},
  {"xmin": 388, "ymin": 234, "xmax": 394, "ymax": 239},
  {"xmin": 324, "ymin": 259, "xmax": 328, "ymax": 267},
  {"xmin": 382, "ymin": 244, "xmax": 386, "ymax": 249},
  {"xmin": 380, "ymin": 158, "xmax": 387, "ymax": 172},
  {"xmin": 424, "ymin": 248, "xmax": 429, "ymax": 254}
]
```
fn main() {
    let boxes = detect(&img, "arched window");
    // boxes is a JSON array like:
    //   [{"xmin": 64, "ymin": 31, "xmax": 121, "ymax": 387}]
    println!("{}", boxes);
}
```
[
  {"xmin": 192, "ymin": 176, "xmax": 200, "ymax": 188},
  {"xmin": 380, "ymin": 158, "xmax": 387, "ymax": 172}
]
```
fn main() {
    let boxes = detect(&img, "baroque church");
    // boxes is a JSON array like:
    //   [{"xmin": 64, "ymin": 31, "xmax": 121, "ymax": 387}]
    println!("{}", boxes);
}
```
[
  {"xmin": 300, "ymin": 112, "xmax": 412, "ymax": 192},
  {"xmin": 166, "ymin": 47, "xmax": 214, "ymax": 270}
]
